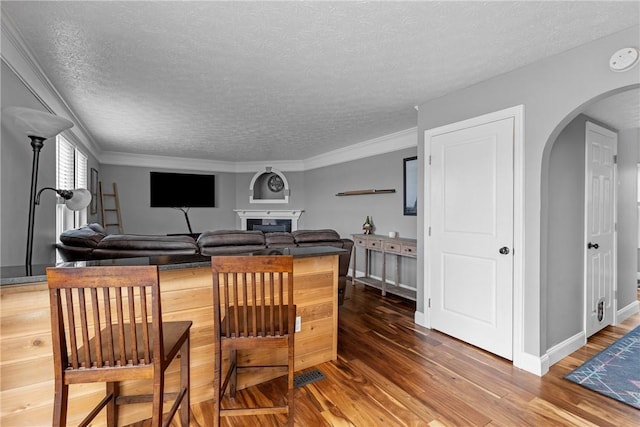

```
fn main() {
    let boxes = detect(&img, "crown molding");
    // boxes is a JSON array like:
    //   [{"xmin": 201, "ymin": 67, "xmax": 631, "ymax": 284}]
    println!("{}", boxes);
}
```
[
  {"xmin": 99, "ymin": 151, "xmax": 238, "ymax": 173},
  {"xmin": 0, "ymin": 13, "xmax": 102, "ymax": 160},
  {"xmin": 2, "ymin": 12, "xmax": 417, "ymax": 172},
  {"xmin": 99, "ymin": 127, "xmax": 417, "ymax": 173},
  {"xmin": 302, "ymin": 127, "xmax": 417, "ymax": 171}
]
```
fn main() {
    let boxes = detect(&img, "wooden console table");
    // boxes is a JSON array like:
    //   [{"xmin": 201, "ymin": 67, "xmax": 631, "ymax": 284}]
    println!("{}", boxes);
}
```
[{"xmin": 351, "ymin": 234, "xmax": 417, "ymax": 300}]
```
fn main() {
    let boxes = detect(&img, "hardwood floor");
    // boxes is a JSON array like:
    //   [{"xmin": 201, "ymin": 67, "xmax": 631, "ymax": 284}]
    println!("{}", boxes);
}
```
[{"xmin": 136, "ymin": 283, "xmax": 640, "ymax": 426}]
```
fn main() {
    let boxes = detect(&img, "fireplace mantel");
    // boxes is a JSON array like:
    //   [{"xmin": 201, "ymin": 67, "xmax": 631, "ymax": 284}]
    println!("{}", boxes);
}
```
[{"xmin": 234, "ymin": 209, "xmax": 304, "ymax": 231}]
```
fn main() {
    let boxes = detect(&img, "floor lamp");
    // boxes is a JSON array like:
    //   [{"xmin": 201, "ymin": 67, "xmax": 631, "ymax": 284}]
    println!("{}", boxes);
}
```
[{"xmin": 2, "ymin": 107, "xmax": 78, "ymax": 274}]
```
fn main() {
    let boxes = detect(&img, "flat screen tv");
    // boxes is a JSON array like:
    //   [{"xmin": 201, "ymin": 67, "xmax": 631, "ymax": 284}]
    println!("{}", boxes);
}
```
[{"xmin": 150, "ymin": 172, "xmax": 215, "ymax": 207}]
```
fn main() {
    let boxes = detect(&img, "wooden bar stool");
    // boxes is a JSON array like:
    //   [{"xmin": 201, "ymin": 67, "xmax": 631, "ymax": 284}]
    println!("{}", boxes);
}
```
[
  {"xmin": 46, "ymin": 265, "xmax": 191, "ymax": 427},
  {"xmin": 211, "ymin": 255, "xmax": 295, "ymax": 426}
]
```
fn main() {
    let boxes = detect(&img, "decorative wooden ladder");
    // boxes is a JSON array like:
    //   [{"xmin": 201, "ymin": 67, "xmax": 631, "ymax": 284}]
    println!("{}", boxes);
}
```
[{"xmin": 99, "ymin": 182, "xmax": 123, "ymax": 234}]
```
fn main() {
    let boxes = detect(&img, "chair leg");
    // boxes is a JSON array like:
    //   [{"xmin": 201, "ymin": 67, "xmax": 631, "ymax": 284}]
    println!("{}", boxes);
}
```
[
  {"xmin": 152, "ymin": 373, "xmax": 164, "ymax": 427},
  {"xmin": 288, "ymin": 344, "xmax": 295, "ymax": 427},
  {"xmin": 52, "ymin": 378, "xmax": 68, "ymax": 427},
  {"xmin": 229, "ymin": 349, "xmax": 237, "ymax": 397},
  {"xmin": 213, "ymin": 344, "xmax": 221, "ymax": 427},
  {"xmin": 180, "ymin": 336, "xmax": 190, "ymax": 426},
  {"xmin": 106, "ymin": 382, "xmax": 119, "ymax": 426}
]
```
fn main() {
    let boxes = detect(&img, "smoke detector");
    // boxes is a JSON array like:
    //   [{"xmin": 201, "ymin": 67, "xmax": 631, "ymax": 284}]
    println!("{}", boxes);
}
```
[{"xmin": 609, "ymin": 47, "xmax": 639, "ymax": 72}]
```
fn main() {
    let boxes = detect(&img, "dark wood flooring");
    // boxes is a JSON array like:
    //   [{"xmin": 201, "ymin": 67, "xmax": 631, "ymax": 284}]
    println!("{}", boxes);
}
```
[{"xmin": 135, "ymin": 283, "xmax": 640, "ymax": 426}]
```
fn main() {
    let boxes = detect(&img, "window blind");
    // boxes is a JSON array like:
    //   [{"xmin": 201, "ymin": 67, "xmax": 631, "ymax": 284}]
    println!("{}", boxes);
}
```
[{"xmin": 56, "ymin": 135, "xmax": 88, "ymax": 261}]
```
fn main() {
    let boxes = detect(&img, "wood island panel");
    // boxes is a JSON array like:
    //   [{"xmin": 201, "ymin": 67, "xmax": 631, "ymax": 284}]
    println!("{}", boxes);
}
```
[{"xmin": 0, "ymin": 254, "xmax": 338, "ymax": 426}]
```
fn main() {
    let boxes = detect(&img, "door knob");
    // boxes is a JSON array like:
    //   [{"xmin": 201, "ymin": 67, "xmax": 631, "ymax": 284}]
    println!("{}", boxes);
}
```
[
  {"xmin": 587, "ymin": 242, "xmax": 599, "ymax": 249},
  {"xmin": 499, "ymin": 247, "xmax": 510, "ymax": 255}
]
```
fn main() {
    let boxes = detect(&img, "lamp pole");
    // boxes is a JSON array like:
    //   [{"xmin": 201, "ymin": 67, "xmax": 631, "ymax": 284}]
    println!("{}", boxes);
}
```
[{"xmin": 25, "ymin": 135, "xmax": 46, "ymax": 275}]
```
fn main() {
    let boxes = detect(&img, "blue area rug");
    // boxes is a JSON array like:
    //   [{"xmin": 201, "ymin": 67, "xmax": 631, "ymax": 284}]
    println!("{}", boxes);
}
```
[{"xmin": 565, "ymin": 325, "xmax": 640, "ymax": 409}]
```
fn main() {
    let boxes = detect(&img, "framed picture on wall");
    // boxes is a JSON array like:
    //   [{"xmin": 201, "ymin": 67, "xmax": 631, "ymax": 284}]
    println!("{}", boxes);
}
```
[
  {"xmin": 90, "ymin": 168, "xmax": 98, "ymax": 215},
  {"xmin": 403, "ymin": 156, "xmax": 417, "ymax": 216}
]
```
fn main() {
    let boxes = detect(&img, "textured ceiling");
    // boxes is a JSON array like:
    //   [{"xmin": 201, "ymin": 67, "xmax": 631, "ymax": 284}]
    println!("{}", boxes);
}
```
[
  {"xmin": 2, "ymin": 1, "xmax": 639, "ymax": 163},
  {"xmin": 583, "ymin": 89, "xmax": 640, "ymax": 131}
]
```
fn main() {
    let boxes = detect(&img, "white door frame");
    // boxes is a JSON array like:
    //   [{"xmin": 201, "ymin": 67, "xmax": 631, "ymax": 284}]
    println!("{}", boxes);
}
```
[{"xmin": 421, "ymin": 105, "xmax": 526, "ymax": 370}]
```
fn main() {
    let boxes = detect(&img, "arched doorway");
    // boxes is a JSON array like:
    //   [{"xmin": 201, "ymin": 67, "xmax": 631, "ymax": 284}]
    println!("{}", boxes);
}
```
[{"xmin": 540, "ymin": 84, "xmax": 639, "ymax": 362}]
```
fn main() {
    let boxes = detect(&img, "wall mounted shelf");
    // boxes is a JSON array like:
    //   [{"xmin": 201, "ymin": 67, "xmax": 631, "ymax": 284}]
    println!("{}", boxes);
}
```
[{"xmin": 335, "ymin": 189, "xmax": 395, "ymax": 196}]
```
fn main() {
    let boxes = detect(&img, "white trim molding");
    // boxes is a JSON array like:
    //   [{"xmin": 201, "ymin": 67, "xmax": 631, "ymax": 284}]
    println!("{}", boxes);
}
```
[
  {"xmin": 546, "ymin": 332, "xmax": 586, "ymax": 368},
  {"xmin": 303, "ymin": 128, "xmax": 417, "ymax": 171},
  {"xmin": 249, "ymin": 167, "xmax": 290, "ymax": 204},
  {"xmin": 422, "ymin": 105, "xmax": 529, "ymax": 373},
  {"xmin": 617, "ymin": 299, "xmax": 640, "ymax": 324},
  {"xmin": 234, "ymin": 209, "xmax": 304, "ymax": 231}
]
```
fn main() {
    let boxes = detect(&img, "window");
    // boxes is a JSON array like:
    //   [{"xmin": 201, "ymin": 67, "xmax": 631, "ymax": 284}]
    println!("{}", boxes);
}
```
[{"xmin": 56, "ymin": 135, "xmax": 88, "ymax": 259}]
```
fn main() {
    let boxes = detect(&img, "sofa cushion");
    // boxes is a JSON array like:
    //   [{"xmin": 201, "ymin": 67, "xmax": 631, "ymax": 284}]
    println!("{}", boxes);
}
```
[
  {"xmin": 197, "ymin": 230, "xmax": 266, "ymax": 247},
  {"xmin": 200, "ymin": 245, "xmax": 267, "ymax": 256},
  {"xmin": 59, "ymin": 224, "xmax": 106, "ymax": 248},
  {"xmin": 97, "ymin": 234, "xmax": 198, "ymax": 251},
  {"xmin": 87, "ymin": 223, "xmax": 107, "ymax": 234},
  {"xmin": 265, "ymin": 232, "xmax": 295, "ymax": 248},
  {"xmin": 292, "ymin": 229, "xmax": 341, "ymax": 243}
]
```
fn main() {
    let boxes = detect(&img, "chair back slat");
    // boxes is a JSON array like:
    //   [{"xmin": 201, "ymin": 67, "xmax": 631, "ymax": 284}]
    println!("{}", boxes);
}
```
[
  {"xmin": 63, "ymin": 289, "xmax": 79, "ymax": 369},
  {"xmin": 77, "ymin": 288, "xmax": 92, "ymax": 368},
  {"xmin": 90, "ymin": 288, "xmax": 104, "ymax": 367},
  {"xmin": 212, "ymin": 256, "xmax": 294, "ymax": 340},
  {"xmin": 139, "ymin": 287, "xmax": 151, "ymax": 364},
  {"xmin": 46, "ymin": 266, "xmax": 162, "ymax": 372},
  {"xmin": 259, "ymin": 272, "xmax": 266, "ymax": 337},
  {"xmin": 127, "ymin": 287, "xmax": 139, "ymax": 365},
  {"xmin": 250, "ymin": 273, "xmax": 258, "ymax": 337},
  {"xmin": 269, "ymin": 272, "xmax": 276, "ymax": 336},
  {"xmin": 102, "ymin": 287, "xmax": 115, "ymax": 366},
  {"xmin": 242, "ymin": 272, "xmax": 249, "ymax": 337},
  {"xmin": 115, "ymin": 287, "xmax": 127, "ymax": 366}
]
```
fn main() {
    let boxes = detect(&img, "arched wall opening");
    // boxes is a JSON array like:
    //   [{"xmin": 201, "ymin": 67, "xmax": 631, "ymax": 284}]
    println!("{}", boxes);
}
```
[{"xmin": 540, "ymin": 83, "xmax": 639, "ymax": 358}]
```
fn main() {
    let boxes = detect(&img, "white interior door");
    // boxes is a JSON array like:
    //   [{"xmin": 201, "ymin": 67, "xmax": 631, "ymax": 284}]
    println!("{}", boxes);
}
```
[
  {"xmin": 585, "ymin": 121, "xmax": 617, "ymax": 337},
  {"xmin": 428, "ymin": 117, "xmax": 514, "ymax": 360}
]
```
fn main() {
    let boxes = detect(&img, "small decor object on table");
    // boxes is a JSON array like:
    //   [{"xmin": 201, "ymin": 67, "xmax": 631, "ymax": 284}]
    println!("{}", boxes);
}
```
[{"xmin": 362, "ymin": 216, "xmax": 373, "ymax": 234}]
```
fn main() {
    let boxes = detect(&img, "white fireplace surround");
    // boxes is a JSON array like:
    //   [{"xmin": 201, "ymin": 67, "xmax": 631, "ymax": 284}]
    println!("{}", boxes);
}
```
[{"xmin": 234, "ymin": 209, "xmax": 304, "ymax": 231}]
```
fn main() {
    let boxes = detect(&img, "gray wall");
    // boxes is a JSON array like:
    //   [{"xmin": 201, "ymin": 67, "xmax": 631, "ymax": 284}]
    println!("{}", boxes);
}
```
[
  {"xmin": 417, "ymin": 25, "xmax": 639, "ymax": 358},
  {"xmin": 303, "ymin": 147, "xmax": 418, "ymax": 287},
  {"xmin": 98, "ymin": 165, "xmax": 238, "ymax": 234},
  {"xmin": 1, "ymin": 61, "xmax": 99, "ymax": 266},
  {"xmin": 618, "ymin": 128, "xmax": 640, "ymax": 309},
  {"xmin": 545, "ymin": 115, "xmax": 588, "ymax": 348}
]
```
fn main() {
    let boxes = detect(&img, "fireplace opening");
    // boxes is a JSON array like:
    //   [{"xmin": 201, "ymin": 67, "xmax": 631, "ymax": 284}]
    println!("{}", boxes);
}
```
[{"xmin": 247, "ymin": 219, "xmax": 292, "ymax": 233}]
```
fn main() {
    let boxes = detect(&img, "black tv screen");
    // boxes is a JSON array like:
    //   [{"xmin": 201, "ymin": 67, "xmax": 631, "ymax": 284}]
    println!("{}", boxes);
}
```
[{"xmin": 150, "ymin": 172, "xmax": 215, "ymax": 207}]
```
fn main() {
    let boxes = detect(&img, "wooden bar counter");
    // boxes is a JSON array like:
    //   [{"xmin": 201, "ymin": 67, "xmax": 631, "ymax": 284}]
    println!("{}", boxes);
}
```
[{"xmin": 0, "ymin": 247, "xmax": 343, "ymax": 426}]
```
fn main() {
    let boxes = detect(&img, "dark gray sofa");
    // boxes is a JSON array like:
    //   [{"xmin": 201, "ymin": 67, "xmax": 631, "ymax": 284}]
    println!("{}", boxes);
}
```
[{"xmin": 57, "ymin": 224, "xmax": 354, "ymax": 304}]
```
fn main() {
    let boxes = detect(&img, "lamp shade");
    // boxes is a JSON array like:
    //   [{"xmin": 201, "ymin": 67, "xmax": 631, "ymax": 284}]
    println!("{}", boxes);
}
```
[
  {"xmin": 2, "ymin": 106, "xmax": 73, "ymax": 138},
  {"xmin": 64, "ymin": 188, "xmax": 92, "ymax": 210}
]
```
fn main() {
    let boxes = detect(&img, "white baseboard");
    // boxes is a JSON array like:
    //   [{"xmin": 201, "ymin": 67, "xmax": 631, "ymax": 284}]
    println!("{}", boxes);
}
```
[
  {"xmin": 414, "ymin": 310, "xmax": 428, "ymax": 327},
  {"xmin": 513, "ymin": 351, "xmax": 548, "ymax": 376},
  {"xmin": 617, "ymin": 299, "xmax": 640, "ymax": 324},
  {"xmin": 545, "ymin": 331, "xmax": 586, "ymax": 368}
]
